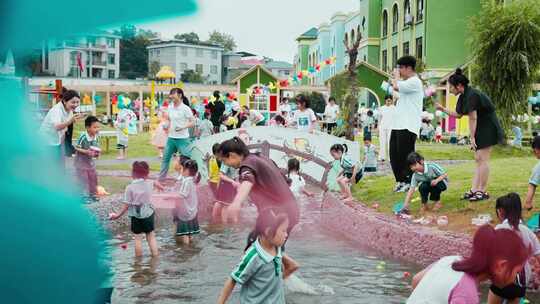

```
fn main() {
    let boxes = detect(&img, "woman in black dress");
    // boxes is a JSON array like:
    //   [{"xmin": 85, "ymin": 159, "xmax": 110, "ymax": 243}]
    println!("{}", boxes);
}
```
[{"xmin": 437, "ymin": 69, "xmax": 504, "ymax": 202}]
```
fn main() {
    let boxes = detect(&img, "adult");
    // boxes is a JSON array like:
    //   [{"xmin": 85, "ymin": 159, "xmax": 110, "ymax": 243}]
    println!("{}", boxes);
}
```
[
  {"xmin": 323, "ymin": 97, "xmax": 340, "ymax": 134},
  {"xmin": 291, "ymin": 94, "xmax": 317, "ymax": 133},
  {"xmin": 242, "ymin": 105, "xmax": 265, "ymax": 126},
  {"xmin": 157, "ymin": 88, "xmax": 195, "ymax": 183},
  {"xmin": 278, "ymin": 97, "xmax": 292, "ymax": 120},
  {"xmin": 407, "ymin": 225, "xmax": 528, "ymax": 304},
  {"xmin": 436, "ymin": 68, "xmax": 504, "ymax": 202},
  {"xmin": 39, "ymin": 88, "xmax": 83, "ymax": 167},
  {"xmin": 206, "ymin": 90, "xmax": 225, "ymax": 133},
  {"xmin": 378, "ymin": 95, "xmax": 395, "ymax": 162},
  {"xmin": 390, "ymin": 56, "xmax": 424, "ymax": 193}
]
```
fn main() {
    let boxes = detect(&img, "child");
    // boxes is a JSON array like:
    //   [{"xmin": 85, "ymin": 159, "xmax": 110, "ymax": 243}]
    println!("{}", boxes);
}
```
[
  {"xmin": 110, "ymin": 161, "xmax": 159, "ymax": 257},
  {"xmin": 219, "ymin": 115, "xmax": 229, "ymax": 133},
  {"xmin": 151, "ymin": 107, "xmax": 168, "ymax": 158},
  {"xmin": 330, "ymin": 144, "xmax": 362, "ymax": 202},
  {"xmin": 525, "ymin": 136, "xmax": 540, "ymax": 210},
  {"xmin": 363, "ymin": 136, "xmax": 378, "ymax": 173},
  {"xmin": 402, "ymin": 152, "xmax": 448, "ymax": 214},
  {"xmin": 212, "ymin": 157, "xmax": 240, "ymax": 223},
  {"xmin": 489, "ymin": 193, "xmax": 540, "ymax": 304},
  {"xmin": 287, "ymin": 159, "xmax": 314, "ymax": 198},
  {"xmin": 217, "ymin": 210, "xmax": 297, "ymax": 304},
  {"xmin": 199, "ymin": 112, "xmax": 214, "ymax": 137},
  {"xmin": 174, "ymin": 159, "xmax": 201, "ymax": 244},
  {"xmin": 74, "ymin": 116, "xmax": 101, "ymax": 203},
  {"xmin": 208, "ymin": 143, "xmax": 221, "ymax": 197},
  {"xmin": 435, "ymin": 122, "xmax": 443, "ymax": 143}
]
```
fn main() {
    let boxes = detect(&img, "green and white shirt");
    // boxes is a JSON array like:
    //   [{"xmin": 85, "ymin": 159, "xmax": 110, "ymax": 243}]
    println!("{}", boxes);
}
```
[
  {"xmin": 74, "ymin": 132, "xmax": 99, "ymax": 169},
  {"xmin": 340, "ymin": 154, "xmax": 358, "ymax": 174},
  {"xmin": 530, "ymin": 161, "xmax": 540, "ymax": 187},
  {"xmin": 410, "ymin": 162, "xmax": 448, "ymax": 188},
  {"xmin": 231, "ymin": 239, "xmax": 285, "ymax": 304}
]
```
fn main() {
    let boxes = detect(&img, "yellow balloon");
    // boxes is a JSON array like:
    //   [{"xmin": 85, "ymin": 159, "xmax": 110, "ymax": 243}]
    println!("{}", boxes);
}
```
[{"xmin": 302, "ymin": 70, "xmax": 309, "ymax": 76}]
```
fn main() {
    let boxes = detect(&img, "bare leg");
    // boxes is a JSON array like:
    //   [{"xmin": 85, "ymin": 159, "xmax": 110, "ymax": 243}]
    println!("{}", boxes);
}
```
[
  {"xmin": 471, "ymin": 152, "xmax": 481, "ymax": 192},
  {"xmin": 134, "ymin": 234, "xmax": 143, "ymax": 257},
  {"xmin": 341, "ymin": 178, "xmax": 353, "ymax": 201},
  {"xmin": 476, "ymin": 147, "xmax": 492, "ymax": 193},
  {"xmin": 486, "ymin": 291, "xmax": 504, "ymax": 304},
  {"xmin": 146, "ymin": 231, "xmax": 159, "ymax": 257},
  {"xmin": 433, "ymin": 201, "xmax": 442, "ymax": 211},
  {"xmin": 337, "ymin": 177, "xmax": 347, "ymax": 198},
  {"xmin": 181, "ymin": 235, "xmax": 190, "ymax": 245},
  {"xmin": 212, "ymin": 203, "xmax": 223, "ymax": 223}
]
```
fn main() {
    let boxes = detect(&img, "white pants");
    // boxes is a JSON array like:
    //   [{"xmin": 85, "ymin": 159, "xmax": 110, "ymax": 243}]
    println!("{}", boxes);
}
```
[{"xmin": 379, "ymin": 128, "xmax": 391, "ymax": 161}]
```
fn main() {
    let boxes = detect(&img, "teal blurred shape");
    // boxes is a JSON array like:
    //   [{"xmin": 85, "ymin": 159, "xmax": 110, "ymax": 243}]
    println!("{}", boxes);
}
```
[
  {"xmin": 1, "ymin": 0, "xmax": 197, "ymax": 48},
  {"xmin": 0, "ymin": 0, "xmax": 198, "ymax": 303}
]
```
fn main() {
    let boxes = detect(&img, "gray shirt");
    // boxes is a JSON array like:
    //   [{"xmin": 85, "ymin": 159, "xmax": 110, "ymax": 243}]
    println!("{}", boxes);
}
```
[
  {"xmin": 410, "ymin": 162, "xmax": 448, "ymax": 188},
  {"xmin": 363, "ymin": 144, "xmax": 377, "ymax": 168},
  {"xmin": 175, "ymin": 176, "xmax": 198, "ymax": 221},
  {"xmin": 199, "ymin": 119, "xmax": 214, "ymax": 137},
  {"xmin": 530, "ymin": 161, "xmax": 540, "ymax": 186},
  {"xmin": 124, "ymin": 179, "xmax": 154, "ymax": 219},
  {"xmin": 231, "ymin": 239, "xmax": 285, "ymax": 304}
]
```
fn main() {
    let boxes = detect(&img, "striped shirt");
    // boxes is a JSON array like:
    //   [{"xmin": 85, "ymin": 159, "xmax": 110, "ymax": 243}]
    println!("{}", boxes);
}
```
[
  {"xmin": 74, "ymin": 132, "xmax": 99, "ymax": 169},
  {"xmin": 340, "ymin": 154, "xmax": 357, "ymax": 174},
  {"xmin": 410, "ymin": 162, "xmax": 448, "ymax": 188},
  {"xmin": 231, "ymin": 239, "xmax": 285, "ymax": 304}
]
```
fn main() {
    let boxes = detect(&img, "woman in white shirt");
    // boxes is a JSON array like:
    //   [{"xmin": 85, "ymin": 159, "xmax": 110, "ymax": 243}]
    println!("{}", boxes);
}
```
[
  {"xmin": 39, "ymin": 88, "xmax": 83, "ymax": 166},
  {"xmin": 291, "ymin": 94, "xmax": 317, "ymax": 133},
  {"xmin": 378, "ymin": 95, "xmax": 395, "ymax": 161},
  {"xmin": 324, "ymin": 97, "xmax": 340, "ymax": 134}
]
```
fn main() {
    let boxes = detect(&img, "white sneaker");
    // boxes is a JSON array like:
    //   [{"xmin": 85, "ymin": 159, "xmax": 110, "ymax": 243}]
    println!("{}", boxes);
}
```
[
  {"xmin": 397, "ymin": 184, "xmax": 410, "ymax": 193},
  {"xmin": 393, "ymin": 182, "xmax": 403, "ymax": 192}
]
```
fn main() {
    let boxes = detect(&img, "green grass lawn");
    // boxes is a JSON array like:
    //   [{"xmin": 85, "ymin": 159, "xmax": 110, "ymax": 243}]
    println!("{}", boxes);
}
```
[
  {"xmin": 98, "ymin": 176, "xmax": 132, "ymax": 194},
  {"xmin": 353, "ymin": 157, "xmax": 539, "ymax": 234}
]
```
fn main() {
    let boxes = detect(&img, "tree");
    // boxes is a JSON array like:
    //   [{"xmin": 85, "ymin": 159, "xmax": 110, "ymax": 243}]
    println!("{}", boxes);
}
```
[
  {"xmin": 148, "ymin": 61, "xmax": 160, "ymax": 78},
  {"xmin": 181, "ymin": 70, "xmax": 205, "ymax": 83},
  {"xmin": 174, "ymin": 32, "xmax": 199, "ymax": 43},
  {"xmin": 113, "ymin": 24, "xmax": 159, "ymax": 79},
  {"xmin": 206, "ymin": 30, "xmax": 237, "ymax": 52},
  {"xmin": 298, "ymin": 92, "xmax": 326, "ymax": 114},
  {"xmin": 469, "ymin": 0, "xmax": 540, "ymax": 134}
]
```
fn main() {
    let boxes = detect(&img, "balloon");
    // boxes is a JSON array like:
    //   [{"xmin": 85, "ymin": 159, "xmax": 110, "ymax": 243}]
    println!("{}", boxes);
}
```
[
  {"xmin": 209, "ymin": 96, "xmax": 217, "ymax": 103},
  {"xmin": 297, "ymin": 72, "xmax": 303, "ymax": 79},
  {"xmin": 308, "ymin": 67, "xmax": 316, "ymax": 73},
  {"xmin": 302, "ymin": 70, "xmax": 309, "ymax": 76},
  {"xmin": 325, "ymin": 59, "xmax": 332, "ymax": 65},
  {"xmin": 246, "ymin": 88, "xmax": 253, "ymax": 96},
  {"xmin": 316, "ymin": 64, "xmax": 321, "ymax": 71},
  {"xmin": 94, "ymin": 95, "xmax": 102, "ymax": 104},
  {"xmin": 134, "ymin": 98, "xmax": 142, "ymax": 109}
]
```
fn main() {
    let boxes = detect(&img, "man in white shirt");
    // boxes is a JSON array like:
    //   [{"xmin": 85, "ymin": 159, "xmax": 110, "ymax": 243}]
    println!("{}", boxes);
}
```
[
  {"xmin": 158, "ymin": 88, "xmax": 195, "ymax": 182},
  {"xmin": 378, "ymin": 95, "xmax": 395, "ymax": 162},
  {"xmin": 390, "ymin": 56, "xmax": 424, "ymax": 192},
  {"xmin": 323, "ymin": 97, "xmax": 340, "ymax": 134}
]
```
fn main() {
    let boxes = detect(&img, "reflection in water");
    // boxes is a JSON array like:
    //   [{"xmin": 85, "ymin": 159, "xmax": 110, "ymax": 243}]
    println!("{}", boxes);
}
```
[{"xmin": 110, "ymin": 193, "xmax": 416, "ymax": 303}]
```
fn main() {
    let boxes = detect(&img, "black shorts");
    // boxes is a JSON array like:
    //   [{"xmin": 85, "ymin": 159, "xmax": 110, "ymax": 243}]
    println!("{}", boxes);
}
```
[
  {"xmin": 344, "ymin": 171, "xmax": 363, "ymax": 184},
  {"xmin": 131, "ymin": 213, "xmax": 155, "ymax": 234},
  {"xmin": 364, "ymin": 167, "xmax": 377, "ymax": 173},
  {"xmin": 490, "ymin": 270, "xmax": 526, "ymax": 300}
]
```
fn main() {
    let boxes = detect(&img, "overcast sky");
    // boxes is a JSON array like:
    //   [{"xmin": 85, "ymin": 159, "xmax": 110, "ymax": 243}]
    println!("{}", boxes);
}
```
[{"xmin": 136, "ymin": 0, "xmax": 359, "ymax": 63}]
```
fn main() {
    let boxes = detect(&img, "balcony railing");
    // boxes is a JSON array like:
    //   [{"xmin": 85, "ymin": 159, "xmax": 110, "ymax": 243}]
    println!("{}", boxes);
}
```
[{"xmin": 91, "ymin": 59, "xmax": 107, "ymax": 66}]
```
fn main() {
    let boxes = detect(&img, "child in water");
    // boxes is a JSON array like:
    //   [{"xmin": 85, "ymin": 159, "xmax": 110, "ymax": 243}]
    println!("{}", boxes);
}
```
[
  {"xmin": 174, "ymin": 159, "xmax": 201, "ymax": 245},
  {"xmin": 217, "ymin": 210, "xmax": 297, "ymax": 304},
  {"xmin": 110, "ymin": 161, "xmax": 159, "ymax": 257},
  {"xmin": 287, "ymin": 158, "xmax": 314, "ymax": 198},
  {"xmin": 330, "ymin": 144, "xmax": 363, "ymax": 202},
  {"xmin": 488, "ymin": 193, "xmax": 540, "ymax": 304}
]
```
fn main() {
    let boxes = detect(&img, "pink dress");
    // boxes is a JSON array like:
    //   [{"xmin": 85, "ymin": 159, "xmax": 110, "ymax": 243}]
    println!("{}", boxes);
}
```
[{"xmin": 151, "ymin": 111, "xmax": 168, "ymax": 148}]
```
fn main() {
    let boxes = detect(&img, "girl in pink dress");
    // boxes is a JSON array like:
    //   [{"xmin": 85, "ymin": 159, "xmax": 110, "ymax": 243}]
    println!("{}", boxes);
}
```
[{"xmin": 151, "ymin": 107, "xmax": 169, "ymax": 158}]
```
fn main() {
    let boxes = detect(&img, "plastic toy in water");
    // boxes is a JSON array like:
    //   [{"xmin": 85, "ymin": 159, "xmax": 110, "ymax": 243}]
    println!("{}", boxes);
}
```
[
  {"xmin": 521, "ymin": 298, "xmax": 529, "ymax": 304},
  {"xmin": 96, "ymin": 186, "xmax": 109, "ymax": 196},
  {"xmin": 403, "ymin": 272, "xmax": 411, "ymax": 279},
  {"xmin": 376, "ymin": 261, "xmax": 386, "ymax": 270},
  {"xmin": 120, "ymin": 244, "xmax": 128, "ymax": 250}
]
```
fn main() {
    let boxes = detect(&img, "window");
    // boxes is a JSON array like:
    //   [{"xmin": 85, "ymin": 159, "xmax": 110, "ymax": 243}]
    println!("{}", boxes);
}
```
[
  {"xmin": 106, "ymin": 38, "xmax": 115, "ymax": 48},
  {"xmin": 417, "ymin": 0, "xmax": 424, "ymax": 21},
  {"xmin": 195, "ymin": 64, "xmax": 203, "ymax": 74},
  {"xmin": 69, "ymin": 67, "xmax": 79, "ymax": 77},
  {"xmin": 392, "ymin": 46, "xmax": 398, "ymax": 68},
  {"xmin": 196, "ymin": 49, "xmax": 203, "ymax": 57},
  {"xmin": 211, "ymin": 50, "xmax": 218, "ymax": 59},
  {"xmin": 108, "ymin": 54, "xmax": 115, "ymax": 65},
  {"xmin": 180, "ymin": 63, "xmax": 188, "ymax": 71},
  {"xmin": 149, "ymin": 50, "xmax": 153, "ymax": 57},
  {"xmin": 108, "ymin": 70, "xmax": 115, "ymax": 79},
  {"xmin": 181, "ymin": 47, "xmax": 188, "ymax": 56},
  {"xmin": 156, "ymin": 49, "xmax": 160, "ymax": 57},
  {"xmin": 404, "ymin": 0, "xmax": 411, "ymax": 25},
  {"xmin": 70, "ymin": 52, "xmax": 78, "ymax": 66},
  {"xmin": 283, "ymin": 70, "xmax": 290, "ymax": 76},
  {"xmin": 416, "ymin": 37, "xmax": 423, "ymax": 59},
  {"xmin": 249, "ymin": 89, "xmax": 269, "ymax": 111},
  {"xmin": 392, "ymin": 4, "xmax": 399, "ymax": 33},
  {"xmin": 210, "ymin": 65, "xmax": 218, "ymax": 74},
  {"xmin": 87, "ymin": 37, "xmax": 96, "ymax": 46},
  {"xmin": 382, "ymin": 10, "xmax": 388, "ymax": 37},
  {"xmin": 403, "ymin": 42, "xmax": 410, "ymax": 55}
]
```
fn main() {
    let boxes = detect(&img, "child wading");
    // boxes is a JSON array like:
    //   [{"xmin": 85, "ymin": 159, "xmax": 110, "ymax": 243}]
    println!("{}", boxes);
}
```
[
  {"xmin": 287, "ymin": 159, "xmax": 314, "ymax": 198},
  {"xmin": 174, "ymin": 159, "xmax": 201, "ymax": 245},
  {"xmin": 488, "ymin": 193, "xmax": 540, "ymax": 304},
  {"xmin": 217, "ymin": 210, "xmax": 298, "ymax": 304},
  {"xmin": 402, "ymin": 152, "xmax": 448, "ymax": 214},
  {"xmin": 330, "ymin": 144, "xmax": 363, "ymax": 202},
  {"xmin": 74, "ymin": 116, "xmax": 101, "ymax": 203},
  {"xmin": 110, "ymin": 161, "xmax": 159, "ymax": 257}
]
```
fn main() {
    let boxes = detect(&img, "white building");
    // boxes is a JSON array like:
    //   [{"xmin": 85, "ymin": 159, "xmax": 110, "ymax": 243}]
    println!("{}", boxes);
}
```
[
  {"xmin": 42, "ymin": 31, "xmax": 120, "ymax": 79},
  {"xmin": 147, "ymin": 40, "xmax": 224, "ymax": 84},
  {"xmin": 264, "ymin": 60, "xmax": 294, "ymax": 80}
]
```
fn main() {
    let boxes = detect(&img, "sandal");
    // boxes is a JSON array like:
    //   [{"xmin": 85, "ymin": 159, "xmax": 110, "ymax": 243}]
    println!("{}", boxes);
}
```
[
  {"xmin": 462, "ymin": 190, "xmax": 474, "ymax": 200},
  {"xmin": 469, "ymin": 191, "xmax": 487, "ymax": 202}
]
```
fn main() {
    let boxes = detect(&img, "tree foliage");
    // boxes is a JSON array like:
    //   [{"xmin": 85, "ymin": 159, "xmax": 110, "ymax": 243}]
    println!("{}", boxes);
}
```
[
  {"xmin": 174, "ymin": 32, "xmax": 200, "ymax": 43},
  {"xmin": 181, "ymin": 69, "xmax": 205, "ymax": 83},
  {"xmin": 113, "ymin": 25, "xmax": 158, "ymax": 79},
  {"xmin": 148, "ymin": 61, "xmax": 160, "ymax": 78},
  {"xmin": 206, "ymin": 30, "xmax": 237, "ymax": 52},
  {"xmin": 469, "ymin": 0, "xmax": 540, "ymax": 132}
]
